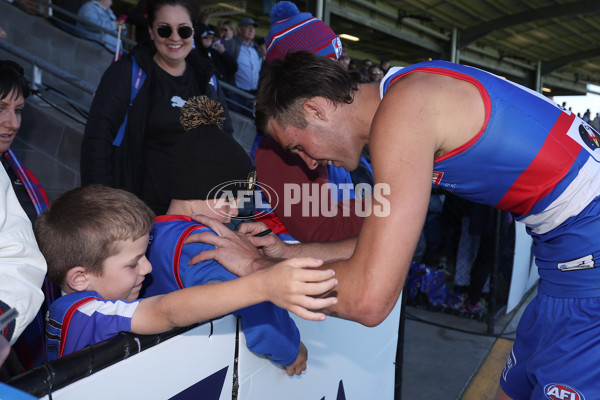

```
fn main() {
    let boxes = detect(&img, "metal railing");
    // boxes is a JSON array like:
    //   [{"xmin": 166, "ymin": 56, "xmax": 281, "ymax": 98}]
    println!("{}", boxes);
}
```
[
  {"xmin": 0, "ymin": 38, "xmax": 95, "ymax": 123},
  {"xmin": 13, "ymin": 0, "xmax": 137, "ymax": 50}
]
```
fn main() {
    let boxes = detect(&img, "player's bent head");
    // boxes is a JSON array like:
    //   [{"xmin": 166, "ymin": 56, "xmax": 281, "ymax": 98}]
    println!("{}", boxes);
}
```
[{"xmin": 255, "ymin": 51, "xmax": 360, "ymax": 135}]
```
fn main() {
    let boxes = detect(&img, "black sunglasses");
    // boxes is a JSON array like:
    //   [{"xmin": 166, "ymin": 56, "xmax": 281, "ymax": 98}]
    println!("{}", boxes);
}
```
[{"xmin": 156, "ymin": 24, "xmax": 194, "ymax": 39}]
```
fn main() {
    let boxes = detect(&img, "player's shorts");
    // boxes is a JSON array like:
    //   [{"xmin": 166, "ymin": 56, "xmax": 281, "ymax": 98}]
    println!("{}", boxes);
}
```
[{"xmin": 499, "ymin": 287, "xmax": 600, "ymax": 400}]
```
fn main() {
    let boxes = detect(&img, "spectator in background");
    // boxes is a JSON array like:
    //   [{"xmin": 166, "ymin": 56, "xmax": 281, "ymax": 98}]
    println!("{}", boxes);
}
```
[
  {"xmin": 127, "ymin": 0, "xmax": 150, "ymax": 43},
  {"xmin": 0, "ymin": 60, "xmax": 56, "ymax": 374},
  {"xmin": 81, "ymin": 0, "xmax": 234, "ymax": 215},
  {"xmin": 358, "ymin": 59, "xmax": 372, "ymax": 79},
  {"xmin": 379, "ymin": 59, "xmax": 390, "ymax": 75},
  {"xmin": 583, "ymin": 108, "xmax": 591, "ymax": 123},
  {"xmin": 248, "ymin": 1, "xmax": 369, "ymax": 243},
  {"xmin": 368, "ymin": 65, "xmax": 383, "ymax": 82},
  {"xmin": 217, "ymin": 20, "xmax": 235, "ymax": 44},
  {"xmin": 0, "ymin": 167, "xmax": 46, "ymax": 375},
  {"xmin": 256, "ymin": 37, "xmax": 267, "ymax": 60},
  {"xmin": 143, "ymin": 96, "xmax": 311, "ymax": 376},
  {"xmin": 0, "ymin": 61, "xmax": 49, "ymax": 224},
  {"xmin": 592, "ymin": 112, "xmax": 600, "ymax": 132},
  {"xmin": 0, "ymin": 62, "xmax": 48, "ymax": 373},
  {"xmin": 76, "ymin": 0, "xmax": 125, "ymax": 52},
  {"xmin": 215, "ymin": 19, "xmax": 225, "ymax": 34},
  {"xmin": 339, "ymin": 52, "xmax": 351, "ymax": 70},
  {"xmin": 196, "ymin": 27, "xmax": 236, "ymax": 82},
  {"xmin": 224, "ymin": 17, "xmax": 262, "ymax": 116}
]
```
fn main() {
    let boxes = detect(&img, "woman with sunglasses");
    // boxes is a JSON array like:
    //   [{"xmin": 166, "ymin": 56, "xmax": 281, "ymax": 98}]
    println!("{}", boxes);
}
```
[{"xmin": 81, "ymin": 0, "xmax": 234, "ymax": 215}]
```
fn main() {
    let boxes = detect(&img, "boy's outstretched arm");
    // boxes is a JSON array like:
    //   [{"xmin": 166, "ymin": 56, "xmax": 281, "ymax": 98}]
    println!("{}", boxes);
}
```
[{"xmin": 131, "ymin": 257, "xmax": 337, "ymax": 334}]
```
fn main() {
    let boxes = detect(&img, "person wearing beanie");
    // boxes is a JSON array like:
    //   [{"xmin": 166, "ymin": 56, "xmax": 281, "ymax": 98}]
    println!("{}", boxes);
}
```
[
  {"xmin": 251, "ymin": 1, "xmax": 374, "ymax": 244},
  {"xmin": 265, "ymin": 1, "xmax": 342, "ymax": 63},
  {"xmin": 143, "ymin": 96, "xmax": 310, "ymax": 375}
]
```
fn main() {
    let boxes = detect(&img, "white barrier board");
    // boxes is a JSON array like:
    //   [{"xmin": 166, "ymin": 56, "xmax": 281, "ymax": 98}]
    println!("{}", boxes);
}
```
[
  {"xmin": 18, "ymin": 295, "xmax": 401, "ymax": 399},
  {"xmin": 237, "ymin": 297, "xmax": 402, "ymax": 400},
  {"xmin": 41, "ymin": 317, "xmax": 237, "ymax": 400}
]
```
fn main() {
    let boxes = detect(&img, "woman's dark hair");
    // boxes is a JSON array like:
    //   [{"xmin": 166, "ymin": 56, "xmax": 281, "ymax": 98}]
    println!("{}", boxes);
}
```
[
  {"xmin": 147, "ymin": 0, "xmax": 199, "ymax": 27},
  {"xmin": 0, "ymin": 60, "xmax": 30, "ymax": 100},
  {"xmin": 254, "ymin": 51, "xmax": 360, "ymax": 134}
]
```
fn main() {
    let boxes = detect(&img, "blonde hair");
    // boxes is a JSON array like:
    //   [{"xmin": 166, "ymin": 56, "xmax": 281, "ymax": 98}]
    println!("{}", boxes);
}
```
[{"xmin": 34, "ymin": 185, "xmax": 154, "ymax": 286}]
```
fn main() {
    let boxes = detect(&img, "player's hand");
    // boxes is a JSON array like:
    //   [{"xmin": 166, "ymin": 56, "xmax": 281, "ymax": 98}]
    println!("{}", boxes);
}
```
[
  {"xmin": 185, "ymin": 214, "xmax": 269, "ymax": 276},
  {"xmin": 237, "ymin": 222, "xmax": 288, "ymax": 259}
]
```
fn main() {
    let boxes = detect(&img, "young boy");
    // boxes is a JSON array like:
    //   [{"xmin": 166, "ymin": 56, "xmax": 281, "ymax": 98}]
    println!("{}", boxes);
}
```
[
  {"xmin": 143, "ymin": 96, "xmax": 311, "ymax": 375},
  {"xmin": 35, "ymin": 184, "xmax": 337, "ymax": 372}
]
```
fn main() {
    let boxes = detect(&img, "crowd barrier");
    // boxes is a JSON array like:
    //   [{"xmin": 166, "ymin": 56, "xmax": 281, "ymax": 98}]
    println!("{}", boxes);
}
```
[{"xmin": 5, "ymin": 299, "xmax": 402, "ymax": 399}]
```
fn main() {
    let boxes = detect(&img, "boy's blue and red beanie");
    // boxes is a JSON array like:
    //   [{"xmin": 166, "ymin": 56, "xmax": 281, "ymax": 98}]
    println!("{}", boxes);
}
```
[{"xmin": 265, "ymin": 1, "xmax": 343, "ymax": 63}]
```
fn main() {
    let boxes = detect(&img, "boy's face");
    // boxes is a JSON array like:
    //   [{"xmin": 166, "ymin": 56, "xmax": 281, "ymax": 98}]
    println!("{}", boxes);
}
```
[{"xmin": 87, "ymin": 234, "xmax": 152, "ymax": 302}]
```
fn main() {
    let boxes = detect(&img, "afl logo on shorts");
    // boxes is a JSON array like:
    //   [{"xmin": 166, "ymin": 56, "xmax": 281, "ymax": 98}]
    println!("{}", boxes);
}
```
[
  {"xmin": 544, "ymin": 383, "xmax": 585, "ymax": 400},
  {"xmin": 579, "ymin": 123, "xmax": 600, "ymax": 150}
]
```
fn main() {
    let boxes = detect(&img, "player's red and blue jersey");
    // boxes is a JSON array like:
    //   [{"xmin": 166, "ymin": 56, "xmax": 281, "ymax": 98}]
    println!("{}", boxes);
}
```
[{"xmin": 382, "ymin": 60, "xmax": 600, "ymax": 298}]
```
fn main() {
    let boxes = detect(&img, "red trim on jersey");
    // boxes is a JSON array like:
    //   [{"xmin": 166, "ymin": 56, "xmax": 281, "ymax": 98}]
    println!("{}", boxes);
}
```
[
  {"xmin": 387, "ymin": 67, "xmax": 492, "ymax": 163},
  {"xmin": 0, "ymin": 307, "xmax": 10, "ymax": 339},
  {"xmin": 154, "ymin": 215, "xmax": 192, "ymax": 223},
  {"xmin": 495, "ymin": 112, "xmax": 581, "ymax": 215},
  {"xmin": 59, "ymin": 297, "xmax": 97, "ymax": 357},
  {"xmin": 254, "ymin": 212, "xmax": 290, "ymax": 234},
  {"xmin": 173, "ymin": 225, "xmax": 206, "ymax": 289}
]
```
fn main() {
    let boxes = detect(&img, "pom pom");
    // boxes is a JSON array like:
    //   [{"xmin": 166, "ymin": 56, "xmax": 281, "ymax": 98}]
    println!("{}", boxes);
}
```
[
  {"xmin": 180, "ymin": 96, "xmax": 225, "ymax": 131},
  {"xmin": 269, "ymin": 1, "xmax": 300, "ymax": 24}
]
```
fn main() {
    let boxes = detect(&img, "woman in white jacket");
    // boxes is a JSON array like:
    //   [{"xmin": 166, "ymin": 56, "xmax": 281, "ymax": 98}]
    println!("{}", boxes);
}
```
[{"xmin": 0, "ymin": 61, "xmax": 46, "ymax": 368}]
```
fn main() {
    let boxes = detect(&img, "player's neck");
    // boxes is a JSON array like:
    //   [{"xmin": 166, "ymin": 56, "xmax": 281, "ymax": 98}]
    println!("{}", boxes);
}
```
[{"xmin": 352, "ymin": 83, "xmax": 382, "ymax": 140}]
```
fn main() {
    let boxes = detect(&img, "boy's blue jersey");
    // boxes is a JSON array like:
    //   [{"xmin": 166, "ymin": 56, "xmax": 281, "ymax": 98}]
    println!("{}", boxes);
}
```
[
  {"xmin": 382, "ymin": 61, "xmax": 600, "ymax": 297},
  {"xmin": 144, "ymin": 215, "xmax": 301, "ymax": 366},
  {"xmin": 46, "ymin": 291, "xmax": 139, "ymax": 361}
]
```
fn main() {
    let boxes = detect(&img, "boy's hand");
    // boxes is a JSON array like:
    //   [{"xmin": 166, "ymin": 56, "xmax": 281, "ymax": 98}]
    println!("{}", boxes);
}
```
[
  {"xmin": 261, "ymin": 257, "xmax": 337, "ymax": 321},
  {"xmin": 285, "ymin": 341, "xmax": 307, "ymax": 376}
]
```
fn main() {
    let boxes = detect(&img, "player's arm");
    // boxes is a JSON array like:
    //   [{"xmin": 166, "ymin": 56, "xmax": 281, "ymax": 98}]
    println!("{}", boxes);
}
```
[
  {"xmin": 131, "ymin": 257, "xmax": 338, "ymax": 334},
  {"xmin": 316, "ymin": 78, "xmax": 440, "ymax": 326},
  {"xmin": 319, "ymin": 72, "xmax": 486, "ymax": 326},
  {"xmin": 185, "ymin": 215, "xmax": 357, "ymax": 275}
]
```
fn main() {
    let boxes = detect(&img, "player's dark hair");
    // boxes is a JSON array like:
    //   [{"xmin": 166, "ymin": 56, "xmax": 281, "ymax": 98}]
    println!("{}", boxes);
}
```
[{"xmin": 254, "ymin": 51, "xmax": 360, "ymax": 134}]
